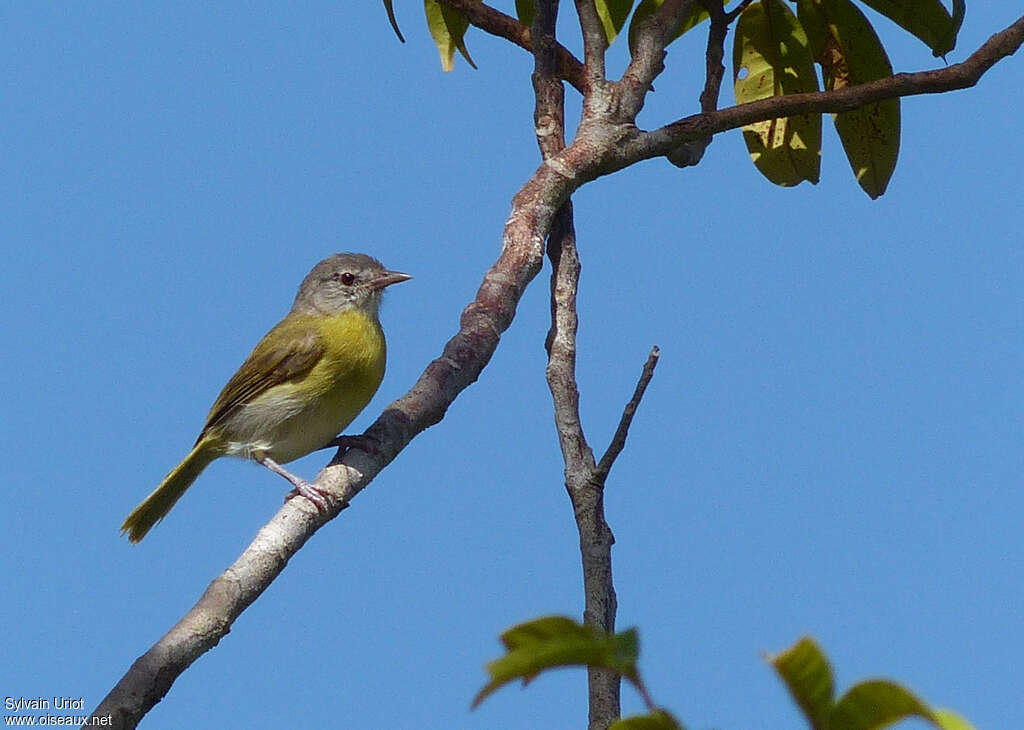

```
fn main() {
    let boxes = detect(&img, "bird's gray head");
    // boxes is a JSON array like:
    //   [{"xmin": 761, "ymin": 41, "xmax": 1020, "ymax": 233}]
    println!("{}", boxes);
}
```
[{"xmin": 292, "ymin": 253, "xmax": 411, "ymax": 317}]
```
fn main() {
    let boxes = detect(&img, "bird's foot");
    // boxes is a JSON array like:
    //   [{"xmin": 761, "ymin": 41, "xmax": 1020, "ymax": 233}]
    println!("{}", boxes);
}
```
[
  {"xmin": 325, "ymin": 433, "xmax": 383, "ymax": 456},
  {"xmin": 284, "ymin": 480, "xmax": 333, "ymax": 514},
  {"xmin": 256, "ymin": 453, "xmax": 333, "ymax": 513}
]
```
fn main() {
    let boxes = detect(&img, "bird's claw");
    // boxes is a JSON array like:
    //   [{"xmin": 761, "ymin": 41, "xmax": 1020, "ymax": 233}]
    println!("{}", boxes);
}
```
[
  {"xmin": 285, "ymin": 480, "xmax": 333, "ymax": 514},
  {"xmin": 325, "ymin": 434, "xmax": 383, "ymax": 456}
]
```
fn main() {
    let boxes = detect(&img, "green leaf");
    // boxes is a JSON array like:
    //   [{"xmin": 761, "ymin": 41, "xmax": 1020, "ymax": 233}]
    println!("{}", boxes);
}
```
[
  {"xmin": 610, "ymin": 709, "xmax": 686, "ymax": 730},
  {"xmin": 424, "ymin": 0, "xmax": 477, "ymax": 72},
  {"xmin": 382, "ymin": 0, "xmax": 406, "ymax": 42},
  {"xmin": 732, "ymin": 0, "xmax": 822, "ymax": 186},
  {"xmin": 937, "ymin": 0, "xmax": 966, "ymax": 59},
  {"xmin": 596, "ymin": 0, "xmax": 636, "ymax": 45},
  {"xmin": 832, "ymin": 680, "xmax": 945, "ymax": 730},
  {"xmin": 769, "ymin": 638, "xmax": 977, "ymax": 730},
  {"xmin": 472, "ymin": 616, "xmax": 641, "ymax": 708},
  {"xmin": 767, "ymin": 636, "xmax": 835, "ymax": 730},
  {"xmin": 798, "ymin": 0, "xmax": 899, "ymax": 198},
  {"xmin": 854, "ymin": 0, "xmax": 964, "ymax": 57},
  {"xmin": 627, "ymin": 0, "xmax": 722, "ymax": 55},
  {"xmin": 931, "ymin": 708, "xmax": 978, "ymax": 730},
  {"xmin": 515, "ymin": 0, "xmax": 535, "ymax": 29},
  {"xmin": 498, "ymin": 615, "xmax": 586, "ymax": 651}
]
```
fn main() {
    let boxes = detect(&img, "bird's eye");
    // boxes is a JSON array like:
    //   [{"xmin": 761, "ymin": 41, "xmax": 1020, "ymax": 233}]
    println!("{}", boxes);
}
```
[{"xmin": 340, "ymin": 272, "xmax": 356, "ymax": 286}]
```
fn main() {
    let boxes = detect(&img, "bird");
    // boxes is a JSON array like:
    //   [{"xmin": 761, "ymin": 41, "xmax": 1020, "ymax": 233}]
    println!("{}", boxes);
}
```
[{"xmin": 121, "ymin": 252, "xmax": 410, "ymax": 542}]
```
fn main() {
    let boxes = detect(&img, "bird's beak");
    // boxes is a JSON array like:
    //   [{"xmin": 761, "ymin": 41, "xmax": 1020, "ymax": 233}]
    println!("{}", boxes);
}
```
[{"xmin": 371, "ymin": 270, "xmax": 412, "ymax": 290}]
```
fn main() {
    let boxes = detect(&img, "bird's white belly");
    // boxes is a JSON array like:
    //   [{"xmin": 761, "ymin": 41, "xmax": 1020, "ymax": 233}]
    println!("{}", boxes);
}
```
[{"xmin": 222, "ymin": 382, "xmax": 359, "ymax": 464}]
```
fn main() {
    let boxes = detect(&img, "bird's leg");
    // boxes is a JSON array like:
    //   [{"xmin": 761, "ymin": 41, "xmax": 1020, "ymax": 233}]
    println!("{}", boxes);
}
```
[
  {"xmin": 254, "ymin": 453, "xmax": 332, "ymax": 513},
  {"xmin": 323, "ymin": 433, "xmax": 383, "ymax": 456}
]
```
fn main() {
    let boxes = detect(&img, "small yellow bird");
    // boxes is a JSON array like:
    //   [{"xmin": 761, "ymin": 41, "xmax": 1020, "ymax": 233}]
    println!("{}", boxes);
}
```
[{"xmin": 121, "ymin": 253, "xmax": 410, "ymax": 542}]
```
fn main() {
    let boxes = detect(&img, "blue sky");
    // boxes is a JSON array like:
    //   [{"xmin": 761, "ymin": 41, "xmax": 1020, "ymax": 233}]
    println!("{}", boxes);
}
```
[{"xmin": 2, "ymin": 3, "xmax": 1021, "ymax": 729}]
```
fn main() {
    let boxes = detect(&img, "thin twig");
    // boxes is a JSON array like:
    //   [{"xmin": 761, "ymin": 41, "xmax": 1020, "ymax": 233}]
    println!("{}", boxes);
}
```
[
  {"xmin": 439, "ymin": 0, "xmax": 587, "ymax": 93},
  {"xmin": 575, "ymin": 0, "xmax": 609, "ymax": 86},
  {"xmin": 665, "ymin": 0, "xmax": 737, "ymax": 168},
  {"xmin": 595, "ymin": 346, "xmax": 660, "ymax": 482},
  {"xmin": 533, "ymin": 0, "xmax": 567, "ymax": 160},
  {"xmin": 696, "ymin": 0, "xmax": 731, "ymax": 113}
]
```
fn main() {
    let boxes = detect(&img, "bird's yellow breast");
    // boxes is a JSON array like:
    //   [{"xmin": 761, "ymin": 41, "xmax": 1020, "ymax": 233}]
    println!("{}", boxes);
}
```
[
  {"xmin": 312, "ymin": 308, "xmax": 388, "ymax": 410},
  {"xmin": 226, "ymin": 308, "xmax": 387, "ymax": 463}
]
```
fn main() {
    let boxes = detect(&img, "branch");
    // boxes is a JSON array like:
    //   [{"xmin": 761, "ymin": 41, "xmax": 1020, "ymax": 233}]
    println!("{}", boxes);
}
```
[
  {"xmin": 664, "ymin": 0, "xmax": 746, "ymax": 168},
  {"xmin": 616, "ymin": 0, "xmax": 697, "ymax": 119},
  {"xmin": 533, "ymin": 8, "xmax": 620, "ymax": 724},
  {"xmin": 439, "ymin": 0, "xmax": 587, "ymax": 93},
  {"xmin": 697, "ymin": 0, "xmax": 741, "ymax": 113},
  {"xmin": 595, "ymin": 347, "xmax": 660, "ymax": 482},
  {"xmin": 543, "ymin": 235, "xmax": 660, "ymax": 729},
  {"xmin": 612, "ymin": 14, "xmax": 1024, "ymax": 173},
  {"xmin": 544, "ymin": 207, "xmax": 593, "ymax": 476},
  {"xmin": 533, "ymin": 0, "xmax": 567, "ymax": 160},
  {"xmin": 575, "ymin": 0, "xmax": 609, "ymax": 86},
  {"xmin": 544, "ymin": 207, "xmax": 623, "ymax": 730}
]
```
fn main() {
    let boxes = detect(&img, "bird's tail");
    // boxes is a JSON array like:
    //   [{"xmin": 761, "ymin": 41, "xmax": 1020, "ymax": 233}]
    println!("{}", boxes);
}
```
[{"xmin": 121, "ymin": 442, "xmax": 218, "ymax": 543}]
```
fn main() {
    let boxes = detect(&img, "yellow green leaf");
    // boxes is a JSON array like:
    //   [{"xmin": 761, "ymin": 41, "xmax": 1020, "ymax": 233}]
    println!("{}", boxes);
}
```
[
  {"xmin": 472, "ymin": 616, "xmax": 641, "ymax": 709},
  {"xmin": 931, "ymin": 708, "xmax": 978, "ymax": 730},
  {"xmin": 940, "ymin": 0, "xmax": 966, "ymax": 60},
  {"xmin": 855, "ymin": 0, "xmax": 964, "ymax": 57},
  {"xmin": 595, "ymin": 0, "xmax": 636, "ymax": 45},
  {"xmin": 769, "ymin": 638, "xmax": 977, "ymax": 730},
  {"xmin": 610, "ymin": 709, "xmax": 686, "ymax": 730},
  {"xmin": 768, "ymin": 636, "xmax": 835, "ymax": 730},
  {"xmin": 627, "ymin": 0, "xmax": 723, "ymax": 54},
  {"xmin": 831, "ymin": 680, "xmax": 937, "ymax": 730},
  {"xmin": 733, "ymin": 0, "xmax": 822, "ymax": 187},
  {"xmin": 424, "ymin": 0, "xmax": 477, "ymax": 72},
  {"xmin": 798, "ymin": 0, "xmax": 899, "ymax": 198},
  {"xmin": 515, "ymin": 0, "xmax": 535, "ymax": 29}
]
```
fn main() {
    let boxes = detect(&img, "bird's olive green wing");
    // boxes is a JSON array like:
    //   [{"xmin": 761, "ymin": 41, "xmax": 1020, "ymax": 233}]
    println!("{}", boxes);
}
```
[{"xmin": 197, "ymin": 316, "xmax": 325, "ymax": 442}]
